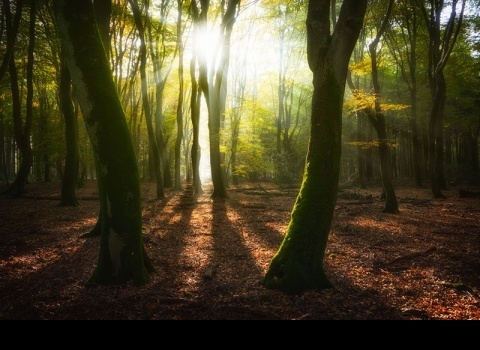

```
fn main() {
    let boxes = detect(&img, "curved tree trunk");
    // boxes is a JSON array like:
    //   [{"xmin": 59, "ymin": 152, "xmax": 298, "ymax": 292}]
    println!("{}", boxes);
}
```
[
  {"xmin": 83, "ymin": 0, "xmax": 112, "ymax": 235},
  {"xmin": 264, "ymin": 0, "xmax": 368, "ymax": 295},
  {"xmin": 54, "ymin": 0, "xmax": 153, "ymax": 285}
]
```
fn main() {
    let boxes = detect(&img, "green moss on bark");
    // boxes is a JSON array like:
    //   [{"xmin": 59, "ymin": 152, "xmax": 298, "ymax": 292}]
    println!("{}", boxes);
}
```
[
  {"xmin": 54, "ymin": 0, "xmax": 152, "ymax": 286},
  {"xmin": 264, "ymin": 68, "xmax": 343, "ymax": 295}
]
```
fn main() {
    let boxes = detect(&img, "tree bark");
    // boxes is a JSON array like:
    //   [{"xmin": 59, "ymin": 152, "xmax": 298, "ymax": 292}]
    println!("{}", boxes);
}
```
[
  {"xmin": 264, "ymin": 0, "xmax": 368, "ymax": 295},
  {"xmin": 54, "ymin": 0, "xmax": 153, "ymax": 285},
  {"xmin": 93, "ymin": 0, "xmax": 111, "ymax": 58},
  {"xmin": 83, "ymin": 0, "xmax": 113, "ymax": 235}
]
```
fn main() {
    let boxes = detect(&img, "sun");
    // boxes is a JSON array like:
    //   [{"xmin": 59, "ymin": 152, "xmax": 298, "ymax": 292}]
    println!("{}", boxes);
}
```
[{"xmin": 193, "ymin": 26, "xmax": 220, "ymax": 68}]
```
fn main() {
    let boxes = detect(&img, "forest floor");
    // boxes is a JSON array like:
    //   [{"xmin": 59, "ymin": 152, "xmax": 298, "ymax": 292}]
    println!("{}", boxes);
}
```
[{"xmin": 0, "ymin": 179, "xmax": 479, "ymax": 320}]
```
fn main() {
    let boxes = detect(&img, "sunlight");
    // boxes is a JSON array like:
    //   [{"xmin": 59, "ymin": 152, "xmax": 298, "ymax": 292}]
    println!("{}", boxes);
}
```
[
  {"xmin": 199, "ymin": 109, "xmax": 212, "ymax": 182},
  {"xmin": 194, "ymin": 26, "xmax": 220, "ymax": 69}
]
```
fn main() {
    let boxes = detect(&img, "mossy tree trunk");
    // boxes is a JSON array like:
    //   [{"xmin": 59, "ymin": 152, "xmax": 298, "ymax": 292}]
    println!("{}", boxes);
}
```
[
  {"xmin": 263, "ymin": 0, "xmax": 368, "ymax": 295},
  {"xmin": 54, "ymin": 0, "xmax": 153, "ymax": 285}
]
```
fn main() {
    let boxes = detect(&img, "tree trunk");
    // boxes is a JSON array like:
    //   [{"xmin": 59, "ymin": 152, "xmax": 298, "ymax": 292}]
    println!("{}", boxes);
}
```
[
  {"xmin": 0, "ymin": 0, "xmax": 23, "ymax": 85},
  {"xmin": 357, "ymin": 111, "xmax": 366, "ymax": 189},
  {"xmin": 430, "ymin": 71, "xmax": 447, "ymax": 198},
  {"xmin": 0, "ymin": 112, "xmax": 7, "ymax": 184},
  {"xmin": 376, "ymin": 120, "xmax": 399, "ymax": 213},
  {"xmin": 264, "ymin": 0, "xmax": 367, "ymax": 295},
  {"xmin": 196, "ymin": 0, "xmax": 237, "ymax": 199},
  {"xmin": 174, "ymin": 0, "xmax": 185, "ymax": 191},
  {"xmin": 189, "ymin": 48, "xmax": 203, "ymax": 195},
  {"xmin": 59, "ymin": 55, "xmax": 79, "ymax": 207},
  {"xmin": 83, "ymin": 0, "xmax": 113, "ymax": 235},
  {"xmin": 54, "ymin": 0, "xmax": 153, "ymax": 285},
  {"xmin": 129, "ymin": 0, "xmax": 164, "ymax": 199},
  {"xmin": 93, "ymin": 0, "xmax": 111, "ymax": 58},
  {"xmin": 5, "ymin": 1, "xmax": 35, "ymax": 196}
]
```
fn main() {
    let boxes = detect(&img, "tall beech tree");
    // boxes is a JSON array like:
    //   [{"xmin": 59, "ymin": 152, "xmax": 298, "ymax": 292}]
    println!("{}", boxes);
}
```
[
  {"xmin": 53, "ymin": 0, "xmax": 153, "ymax": 285},
  {"xmin": 386, "ymin": 0, "xmax": 425, "ymax": 188},
  {"xmin": 193, "ymin": 0, "xmax": 241, "ymax": 199},
  {"xmin": 129, "ymin": 0, "xmax": 165, "ymax": 199},
  {"xmin": 82, "ymin": 0, "xmax": 113, "ymax": 233},
  {"xmin": 416, "ymin": 0, "xmax": 466, "ymax": 198},
  {"xmin": 263, "ymin": 0, "xmax": 368, "ymax": 295},
  {"xmin": 189, "ymin": 0, "xmax": 205, "ymax": 196},
  {"xmin": 348, "ymin": 0, "xmax": 399, "ymax": 213},
  {"xmin": 174, "ymin": 0, "xmax": 185, "ymax": 190},
  {"xmin": 0, "ymin": 0, "xmax": 23, "ymax": 85},
  {"xmin": 5, "ymin": 0, "xmax": 35, "ymax": 196}
]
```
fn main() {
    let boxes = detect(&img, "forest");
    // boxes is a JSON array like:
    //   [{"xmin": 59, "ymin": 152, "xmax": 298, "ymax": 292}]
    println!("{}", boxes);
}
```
[{"xmin": 0, "ymin": 0, "xmax": 479, "ymax": 320}]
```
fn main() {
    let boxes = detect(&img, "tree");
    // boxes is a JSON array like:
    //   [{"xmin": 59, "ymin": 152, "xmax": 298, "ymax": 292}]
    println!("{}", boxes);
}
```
[
  {"xmin": 188, "ymin": 0, "xmax": 205, "ymax": 196},
  {"xmin": 416, "ymin": 0, "xmax": 466, "ymax": 198},
  {"xmin": 263, "ymin": 0, "xmax": 368, "ymax": 295},
  {"xmin": 5, "ymin": 0, "xmax": 35, "ymax": 196},
  {"xmin": 174, "ymin": 0, "xmax": 185, "ymax": 191},
  {"xmin": 348, "ymin": 0, "xmax": 399, "ymax": 213},
  {"xmin": 386, "ymin": 0, "xmax": 427, "ymax": 188},
  {"xmin": 53, "ymin": 0, "xmax": 153, "ymax": 285},
  {"xmin": 82, "ymin": 0, "xmax": 113, "ymax": 233},
  {"xmin": 193, "ymin": 0, "xmax": 240, "ymax": 199},
  {"xmin": 129, "ymin": 0, "xmax": 165, "ymax": 200},
  {"xmin": 0, "ymin": 0, "xmax": 23, "ymax": 85}
]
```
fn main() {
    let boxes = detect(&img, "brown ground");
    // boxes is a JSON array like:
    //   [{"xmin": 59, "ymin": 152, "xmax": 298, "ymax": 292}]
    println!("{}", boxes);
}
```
[{"xmin": 0, "ymin": 180, "xmax": 479, "ymax": 320}]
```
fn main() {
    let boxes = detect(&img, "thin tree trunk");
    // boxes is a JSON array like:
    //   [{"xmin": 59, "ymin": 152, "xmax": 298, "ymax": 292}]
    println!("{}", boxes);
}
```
[
  {"xmin": 189, "ymin": 1, "xmax": 204, "ymax": 196},
  {"xmin": 174, "ymin": 0, "xmax": 185, "ymax": 191},
  {"xmin": 190, "ymin": 59, "xmax": 203, "ymax": 195}
]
